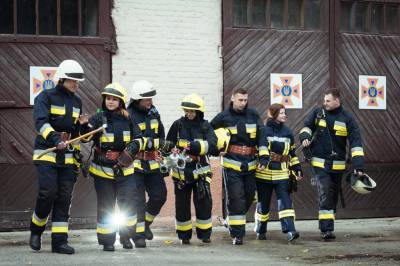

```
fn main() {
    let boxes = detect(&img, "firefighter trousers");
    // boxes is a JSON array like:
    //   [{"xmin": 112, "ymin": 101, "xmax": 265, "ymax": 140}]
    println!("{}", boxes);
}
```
[
  {"xmin": 174, "ymin": 181, "xmax": 213, "ymax": 240},
  {"xmin": 255, "ymin": 180, "xmax": 296, "ymax": 234},
  {"xmin": 223, "ymin": 168, "xmax": 256, "ymax": 238},
  {"xmin": 314, "ymin": 168, "xmax": 342, "ymax": 232},
  {"xmin": 134, "ymin": 171, "xmax": 167, "ymax": 239},
  {"xmin": 94, "ymin": 174, "xmax": 137, "ymax": 246},
  {"xmin": 30, "ymin": 164, "xmax": 77, "ymax": 247}
]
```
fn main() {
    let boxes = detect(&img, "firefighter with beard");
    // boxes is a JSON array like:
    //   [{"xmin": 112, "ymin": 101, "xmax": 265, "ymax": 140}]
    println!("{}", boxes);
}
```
[
  {"xmin": 210, "ymin": 88, "xmax": 263, "ymax": 245},
  {"xmin": 166, "ymin": 94, "xmax": 218, "ymax": 244},
  {"xmin": 126, "ymin": 80, "xmax": 170, "ymax": 248},
  {"xmin": 80, "ymin": 83, "xmax": 144, "ymax": 251},
  {"xmin": 30, "ymin": 60, "xmax": 85, "ymax": 254},
  {"xmin": 299, "ymin": 88, "xmax": 365, "ymax": 240}
]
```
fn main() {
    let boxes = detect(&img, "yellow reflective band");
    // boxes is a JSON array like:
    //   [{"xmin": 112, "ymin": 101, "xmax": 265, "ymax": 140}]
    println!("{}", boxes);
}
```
[
  {"xmin": 133, "ymin": 160, "xmax": 143, "ymax": 170},
  {"xmin": 199, "ymin": 140, "xmax": 207, "ymax": 155},
  {"xmin": 153, "ymin": 138, "xmax": 160, "ymax": 149},
  {"xmin": 40, "ymin": 123, "xmax": 55, "ymax": 139},
  {"xmin": 172, "ymin": 170, "xmax": 185, "ymax": 180},
  {"xmin": 227, "ymin": 126, "xmax": 237, "ymax": 135},
  {"xmin": 176, "ymin": 224, "xmax": 192, "ymax": 231},
  {"xmin": 89, "ymin": 164, "xmax": 114, "ymax": 179},
  {"xmin": 316, "ymin": 119, "xmax": 326, "ymax": 127},
  {"xmin": 300, "ymin": 127, "xmax": 312, "ymax": 136},
  {"xmin": 138, "ymin": 123, "xmax": 146, "ymax": 131},
  {"xmin": 311, "ymin": 157, "xmax": 325, "ymax": 168},
  {"xmin": 96, "ymin": 224, "xmax": 115, "ymax": 235},
  {"xmin": 283, "ymin": 142, "xmax": 290, "ymax": 156},
  {"xmin": 50, "ymin": 105, "xmax": 66, "ymax": 115},
  {"xmin": 332, "ymin": 161, "xmax": 346, "ymax": 170},
  {"xmin": 246, "ymin": 124, "xmax": 257, "ymax": 138},
  {"xmin": 335, "ymin": 130, "xmax": 348, "ymax": 136},
  {"xmin": 100, "ymin": 133, "xmax": 114, "ymax": 143},
  {"xmin": 65, "ymin": 154, "xmax": 74, "ymax": 164},
  {"xmin": 351, "ymin": 147, "xmax": 364, "ymax": 157},
  {"xmin": 222, "ymin": 158, "xmax": 241, "ymax": 171},
  {"xmin": 256, "ymin": 168, "xmax": 289, "ymax": 181},
  {"xmin": 258, "ymin": 146, "xmax": 269, "ymax": 156},
  {"xmin": 136, "ymin": 223, "xmax": 145, "ymax": 233},
  {"xmin": 126, "ymin": 217, "xmax": 137, "ymax": 227},
  {"xmin": 149, "ymin": 160, "xmax": 160, "ymax": 170},
  {"xmin": 123, "ymin": 131, "xmax": 131, "ymax": 142},
  {"xmin": 32, "ymin": 213, "xmax": 48, "ymax": 227},
  {"xmin": 319, "ymin": 213, "xmax": 335, "ymax": 220},
  {"xmin": 228, "ymin": 219, "xmax": 246, "ymax": 226},
  {"xmin": 145, "ymin": 212, "xmax": 155, "ymax": 223},
  {"xmin": 52, "ymin": 226, "xmax": 68, "ymax": 233},
  {"xmin": 196, "ymin": 221, "xmax": 212, "ymax": 230},
  {"xmin": 150, "ymin": 119, "xmax": 159, "ymax": 134},
  {"xmin": 178, "ymin": 139, "xmax": 190, "ymax": 148},
  {"xmin": 33, "ymin": 150, "xmax": 56, "ymax": 163},
  {"xmin": 279, "ymin": 209, "xmax": 295, "ymax": 219},
  {"xmin": 255, "ymin": 212, "xmax": 269, "ymax": 222}
]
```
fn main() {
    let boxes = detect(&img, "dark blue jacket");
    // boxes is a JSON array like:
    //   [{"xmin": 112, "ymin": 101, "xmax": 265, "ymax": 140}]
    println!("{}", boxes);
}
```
[
  {"xmin": 33, "ymin": 84, "xmax": 82, "ymax": 168},
  {"xmin": 299, "ymin": 106, "xmax": 364, "ymax": 172}
]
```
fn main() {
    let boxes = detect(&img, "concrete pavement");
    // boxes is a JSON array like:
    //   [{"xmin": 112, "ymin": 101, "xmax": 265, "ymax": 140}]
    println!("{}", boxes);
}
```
[{"xmin": 0, "ymin": 217, "xmax": 399, "ymax": 265}]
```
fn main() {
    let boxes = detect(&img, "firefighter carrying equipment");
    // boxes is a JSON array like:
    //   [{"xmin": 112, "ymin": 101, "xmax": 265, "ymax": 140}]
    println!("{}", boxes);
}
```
[
  {"xmin": 181, "ymin": 93, "xmax": 205, "ymax": 113},
  {"xmin": 55, "ymin": 59, "xmax": 84, "ymax": 81},
  {"xmin": 101, "ymin": 82, "xmax": 128, "ymax": 107},
  {"xmin": 130, "ymin": 80, "xmax": 156, "ymax": 100},
  {"xmin": 348, "ymin": 172, "xmax": 376, "ymax": 194}
]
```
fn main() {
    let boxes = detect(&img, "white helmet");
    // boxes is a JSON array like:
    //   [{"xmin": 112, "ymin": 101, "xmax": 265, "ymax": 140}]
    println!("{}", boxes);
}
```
[
  {"xmin": 350, "ymin": 173, "xmax": 377, "ymax": 194},
  {"xmin": 55, "ymin": 60, "xmax": 84, "ymax": 81},
  {"xmin": 129, "ymin": 80, "xmax": 156, "ymax": 100}
]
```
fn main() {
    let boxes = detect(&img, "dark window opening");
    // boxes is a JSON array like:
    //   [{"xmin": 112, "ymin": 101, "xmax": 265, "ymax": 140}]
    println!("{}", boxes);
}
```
[
  {"xmin": 61, "ymin": 0, "xmax": 79, "ymax": 36},
  {"xmin": 232, "ymin": 0, "xmax": 321, "ymax": 30},
  {"xmin": 1, "ymin": 0, "xmax": 99, "ymax": 37},
  {"xmin": 305, "ymin": 0, "xmax": 321, "ymax": 30},
  {"xmin": 252, "ymin": 0, "xmax": 267, "ymax": 27},
  {"xmin": 17, "ymin": 0, "xmax": 36, "ymax": 34},
  {"xmin": 233, "ymin": 0, "xmax": 249, "ymax": 26},
  {"xmin": 0, "ymin": 0, "xmax": 13, "ymax": 34},
  {"xmin": 340, "ymin": 1, "xmax": 399, "ymax": 35},
  {"xmin": 271, "ymin": 0, "xmax": 284, "ymax": 29},
  {"xmin": 288, "ymin": 0, "xmax": 303, "ymax": 29},
  {"xmin": 82, "ymin": 0, "xmax": 99, "ymax": 36},
  {"xmin": 39, "ymin": 0, "xmax": 57, "ymax": 35},
  {"xmin": 386, "ymin": 5, "xmax": 399, "ymax": 34}
]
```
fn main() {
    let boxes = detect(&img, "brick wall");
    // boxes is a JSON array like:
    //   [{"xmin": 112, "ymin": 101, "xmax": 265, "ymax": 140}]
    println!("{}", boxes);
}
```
[{"xmin": 112, "ymin": 0, "xmax": 223, "ymax": 129}]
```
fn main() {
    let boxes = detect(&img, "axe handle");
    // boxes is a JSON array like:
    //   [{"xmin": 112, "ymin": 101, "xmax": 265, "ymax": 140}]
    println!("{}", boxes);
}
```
[{"xmin": 36, "ymin": 126, "xmax": 105, "ymax": 159}]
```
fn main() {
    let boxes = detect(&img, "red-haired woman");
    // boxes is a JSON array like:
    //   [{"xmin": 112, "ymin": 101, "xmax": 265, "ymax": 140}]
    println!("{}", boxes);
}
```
[{"xmin": 255, "ymin": 103, "xmax": 303, "ymax": 241}]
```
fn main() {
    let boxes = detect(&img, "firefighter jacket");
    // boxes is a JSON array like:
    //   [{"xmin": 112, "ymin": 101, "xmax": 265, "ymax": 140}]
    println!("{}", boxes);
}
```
[
  {"xmin": 83, "ymin": 110, "xmax": 144, "ymax": 180},
  {"xmin": 166, "ymin": 116, "xmax": 218, "ymax": 184},
  {"xmin": 299, "ymin": 106, "xmax": 365, "ymax": 172},
  {"xmin": 210, "ymin": 103, "xmax": 263, "ymax": 172},
  {"xmin": 127, "ymin": 103, "xmax": 166, "ymax": 173},
  {"xmin": 32, "ymin": 84, "xmax": 82, "ymax": 168},
  {"xmin": 256, "ymin": 119, "xmax": 301, "ymax": 182}
]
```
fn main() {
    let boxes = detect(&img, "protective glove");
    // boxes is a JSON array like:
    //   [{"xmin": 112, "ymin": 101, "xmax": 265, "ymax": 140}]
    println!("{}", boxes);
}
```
[{"xmin": 115, "ymin": 150, "xmax": 134, "ymax": 168}]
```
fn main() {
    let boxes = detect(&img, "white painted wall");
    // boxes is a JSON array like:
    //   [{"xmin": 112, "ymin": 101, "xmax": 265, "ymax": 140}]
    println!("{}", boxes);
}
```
[{"xmin": 112, "ymin": 0, "xmax": 223, "ymax": 129}]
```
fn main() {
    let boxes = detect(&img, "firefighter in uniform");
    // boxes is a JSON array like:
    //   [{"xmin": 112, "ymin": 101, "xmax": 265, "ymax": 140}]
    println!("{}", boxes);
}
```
[
  {"xmin": 80, "ymin": 83, "xmax": 144, "ymax": 251},
  {"xmin": 166, "ymin": 94, "xmax": 218, "ymax": 244},
  {"xmin": 210, "ymin": 88, "xmax": 263, "ymax": 245},
  {"xmin": 127, "ymin": 80, "xmax": 168, "ymax": 248},
  {"xmin": 255, "ymin": 103, "xmax": 303, "ymax": 242},
  {"xmin": 30, "ymin": 60, "xmax": 85, "ymax": 254},
  {"xmin": 299, "ymin": 88, "xmax": 365, "ymax": 240}
]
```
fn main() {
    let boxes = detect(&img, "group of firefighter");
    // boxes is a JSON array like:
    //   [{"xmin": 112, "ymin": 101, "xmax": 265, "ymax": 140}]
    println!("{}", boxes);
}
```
[{"xmin": 29, "ymin": 60, "xmax": 376, "ymax": 254}]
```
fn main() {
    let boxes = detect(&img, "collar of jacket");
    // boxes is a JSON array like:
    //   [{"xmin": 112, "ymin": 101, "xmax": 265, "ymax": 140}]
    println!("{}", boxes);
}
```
[
  {"xmin": 130, "ymin": 101, "xmax": 156, "ymax": 116},
  {"xmin": 325, "ymin": 105, "xmax": 343, "ymax": 115},
  {"xmin": 229, "ymin": 102, "xmax": 248, "ymax": 115},
  {"xmin": 266, "ymin": 118, "xmax": 283, "ymax": 130},
  {"xmin": 56, "ymin": 84, "xmax": 74, "ymax": 97}
]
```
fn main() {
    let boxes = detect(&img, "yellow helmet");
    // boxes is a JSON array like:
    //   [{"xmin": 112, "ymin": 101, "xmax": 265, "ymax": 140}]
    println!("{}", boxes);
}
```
[
  {"xmin": 181, "ymin": 93, "xmax": 205, "ymax": 113},
  {"xmin": 101, "ymin": 83, "xmax": 128, "ymax": 106},
  {"xmin": 214, "ymin": 128, "xmax": 231, "ymax": 152}
]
